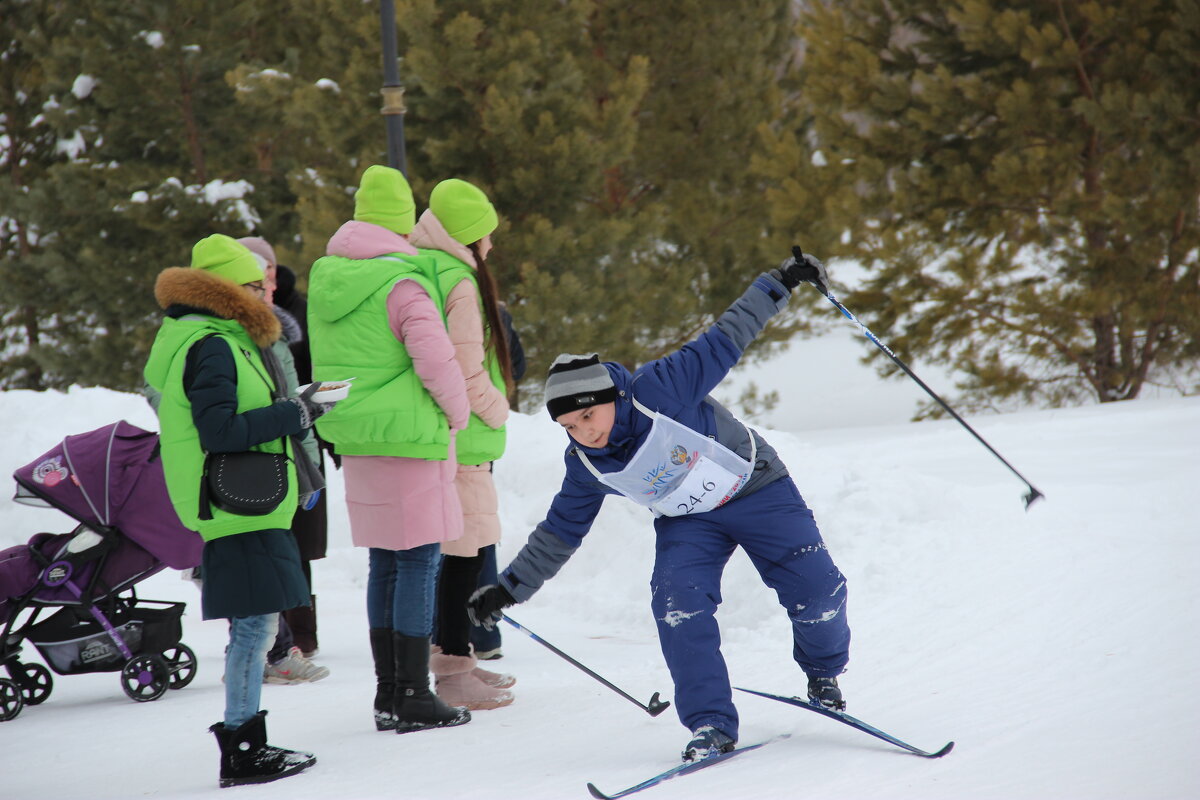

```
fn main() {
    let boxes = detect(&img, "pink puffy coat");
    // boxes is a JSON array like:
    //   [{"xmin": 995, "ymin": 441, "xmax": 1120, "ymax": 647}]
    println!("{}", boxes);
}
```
[
  {"xmin": 410, "ymin": 211, "xmax": 508, "ymax": 558},
  {"xmin": 325, "ymin": 220, "xmax": 470, "ymax": 551}
]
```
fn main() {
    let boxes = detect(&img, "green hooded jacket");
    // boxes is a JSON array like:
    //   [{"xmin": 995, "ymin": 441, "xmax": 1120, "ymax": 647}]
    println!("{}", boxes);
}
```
[
  {"xmin": 307, "ymin": 253, "xmax": 453, "ymax": 458},
  {"xmin": 144, "ymin": 312, "xmax": 297, "ymax": 542},
  {"xmin": 425, "ymin": 249, "xmax": 508, "ymax": 465}
]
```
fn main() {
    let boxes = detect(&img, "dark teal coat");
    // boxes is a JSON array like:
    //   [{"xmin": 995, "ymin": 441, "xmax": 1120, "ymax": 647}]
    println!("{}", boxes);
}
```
[
  {"xmin": 185, "ymin": 331, "xmax": 310, "ymax": 619},
  {"xmin": 201, "ymin": 528, "xmax": 308, "ymax": 620}
]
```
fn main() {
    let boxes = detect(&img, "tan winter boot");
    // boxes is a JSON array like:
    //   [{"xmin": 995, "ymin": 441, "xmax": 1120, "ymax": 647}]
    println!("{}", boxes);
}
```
[
  {"xmin": 432, "ymin": 644, "xmax": 516, "ymax": 689},
  {"xmin": 472, "ymin": 661, "xmax": 516, "ymax": 689},
  {"xmin": 468, "ymin": 645, "xmax": 516, "ymax": 688},
  {"xmin": 431, "ymin": 651, "xmax": 514, "ymax": 711}
]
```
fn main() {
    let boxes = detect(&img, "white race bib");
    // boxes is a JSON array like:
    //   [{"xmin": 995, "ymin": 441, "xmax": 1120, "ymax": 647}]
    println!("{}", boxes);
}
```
[
  {"xmin": 576, "ymin": 398, "xmax": 755, "ymax": 517},
  {"xmin": 650, "ymin": 454, "xmax": 749, "ymax": 516}
]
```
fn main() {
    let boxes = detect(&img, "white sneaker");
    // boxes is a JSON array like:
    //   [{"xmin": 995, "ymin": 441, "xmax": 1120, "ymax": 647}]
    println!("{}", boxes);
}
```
[{"xmin": 263, "ymin": 647, "xmax": 330, "ymax": 684}]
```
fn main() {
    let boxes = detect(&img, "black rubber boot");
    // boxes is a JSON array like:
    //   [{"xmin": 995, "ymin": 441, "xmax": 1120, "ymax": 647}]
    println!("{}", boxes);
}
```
[
  {"xmin": 392, "ymin": 633, "xmax": 470, "ymax": 734},
  {"xmin": 369, "ymin": 628, "xmax": 397, "ymax": 731},
  {"xmin": 209, "ymin": 710, "xmax": 316, "ymax": 788}
]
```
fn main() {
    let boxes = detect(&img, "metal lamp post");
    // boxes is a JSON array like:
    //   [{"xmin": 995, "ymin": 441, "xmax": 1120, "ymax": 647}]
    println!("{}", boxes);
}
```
[{"xmin": 378, "ymin": 0, "xmax": 408, "ymax": 175}]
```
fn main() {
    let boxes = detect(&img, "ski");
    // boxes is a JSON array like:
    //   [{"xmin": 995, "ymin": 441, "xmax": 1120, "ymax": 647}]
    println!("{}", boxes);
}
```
[
  {"xmin": 585, "ymin": 734, "xmax": 791, "ymax": 800},
  {"xmin": 734, "ymin": 687, "xmax": 954, "ymax": 758}
]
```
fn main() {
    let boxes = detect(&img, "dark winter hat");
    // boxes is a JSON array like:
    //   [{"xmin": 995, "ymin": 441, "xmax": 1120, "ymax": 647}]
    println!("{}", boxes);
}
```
[
  {"xmin": 545, "ymin": 353, "xmax": 617, "ymax": 419},
  {"xmin": 274, "ymin": 263, "xmax": 297, "ymax": 299}
]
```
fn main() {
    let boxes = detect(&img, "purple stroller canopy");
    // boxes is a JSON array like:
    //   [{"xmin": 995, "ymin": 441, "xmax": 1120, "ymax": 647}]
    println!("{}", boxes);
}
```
[{"xmin": 13, "ymin": 421, "xmax": 202, "ymax": 570}]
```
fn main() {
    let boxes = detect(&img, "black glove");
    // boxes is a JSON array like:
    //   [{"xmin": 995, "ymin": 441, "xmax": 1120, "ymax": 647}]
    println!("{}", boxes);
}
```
[
  {"xmin": 291, "ymin": 383, "xmax": 335, "ymax": 429},
  {"xmin": 771, "ymin": 245, "xmax": 829, "ymax": 293},
  {"xmin": 467, "ymin": 583, "xmax": 515, "ymax": 631}
]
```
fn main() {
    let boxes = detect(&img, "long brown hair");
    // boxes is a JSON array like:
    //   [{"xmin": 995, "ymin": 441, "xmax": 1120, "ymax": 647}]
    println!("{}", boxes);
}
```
[{"xmin": 468, "ymin": 242, "xmax": 513, "ymax": 391}]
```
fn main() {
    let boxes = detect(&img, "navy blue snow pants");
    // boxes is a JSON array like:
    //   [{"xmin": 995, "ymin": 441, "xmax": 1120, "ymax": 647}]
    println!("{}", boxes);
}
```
[{"xmin": 650, "ymin": 477, "xmax": 850, "ymax": 742}]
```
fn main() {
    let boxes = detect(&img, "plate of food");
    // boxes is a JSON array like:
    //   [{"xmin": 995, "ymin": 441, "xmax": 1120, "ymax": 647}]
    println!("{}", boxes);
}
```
[{"xmin": 298, "ymin": 380, "xmax": 353, "ymax": 403}]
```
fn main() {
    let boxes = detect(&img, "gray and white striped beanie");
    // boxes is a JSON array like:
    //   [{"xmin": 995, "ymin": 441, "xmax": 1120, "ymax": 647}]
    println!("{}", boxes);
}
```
[{"xmin": 544, "ymin": 353, "xmax": 617, "ymax": 419}]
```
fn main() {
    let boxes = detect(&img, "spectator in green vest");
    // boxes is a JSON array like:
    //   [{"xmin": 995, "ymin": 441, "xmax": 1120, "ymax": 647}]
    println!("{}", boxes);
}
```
[
  {"xmin": 411, "ymin": 178, "xmax": 517, "ymax": 709},
  {"xmin": 307, "ymin": 165, "xmax": 473, "ymax": 734},
  {"xmin": 144, "ymin": 234, "xmax": 321, "ymax": 787}
]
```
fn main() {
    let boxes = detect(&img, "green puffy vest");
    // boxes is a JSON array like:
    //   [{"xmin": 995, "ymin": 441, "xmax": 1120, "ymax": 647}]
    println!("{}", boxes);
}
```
[
  {"xmin": 425, "ymin": 249, "xmax": 508, "ymax": 465},
  {"xmin": 143, "ymin": 315, "xmax": 298, "ymax": 541},
  {"xmin": 307, "ymin": 252, "xmax": 453, "ymax": 459}
]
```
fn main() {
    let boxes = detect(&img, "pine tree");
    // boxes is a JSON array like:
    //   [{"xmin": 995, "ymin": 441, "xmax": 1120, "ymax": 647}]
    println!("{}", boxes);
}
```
[
  {"xmin": 762, "ymin": 0, "xmax": 1200, "ymax": 409},
  {"xmin": 5, "ymin": 1, "xmax": 805, "ymax": 399},
  {"xmin": 0, "ymin": 3, "xmax": 80, "ymax": 390},
  {"xmin": 228, "ymin": 0, "xmax": 394, "ymax": 273},
  {"xmin": 0, "ymin": 1, "xmax": 369, "ymax": 390},
  {"xmin": 394, "ymin": 0, "xmax": 797, "ymax": 401},
  {"xmin": 43, "ymin": 1, "xmax": 290, "ymax": 390}
]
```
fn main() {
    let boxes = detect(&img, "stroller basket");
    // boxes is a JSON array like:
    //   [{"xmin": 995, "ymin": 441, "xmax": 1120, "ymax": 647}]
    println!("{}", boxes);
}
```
[{"xmin": 27, "ymin": 600, "xmax": 184, "ymax": 676}]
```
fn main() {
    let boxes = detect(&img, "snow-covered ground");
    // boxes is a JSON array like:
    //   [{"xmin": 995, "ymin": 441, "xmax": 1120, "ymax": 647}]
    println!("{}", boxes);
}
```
[{"xmin": 1, "ymin": 359, "xmax": 1197, "ymax": 799}]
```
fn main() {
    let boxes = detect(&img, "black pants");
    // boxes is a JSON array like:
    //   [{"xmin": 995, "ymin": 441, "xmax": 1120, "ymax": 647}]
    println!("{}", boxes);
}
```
[{"xmin": 433, "ymin": 553, "xmax": 484, "ymax": 656}]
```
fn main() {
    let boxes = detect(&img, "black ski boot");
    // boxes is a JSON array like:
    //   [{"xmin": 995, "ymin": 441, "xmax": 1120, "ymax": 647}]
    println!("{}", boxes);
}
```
[
  {"xmin": 807, "ymin": 675, "xmax": 846, "ymax": 711},
  {"xmin": 681, "ymin": 725, "xmax": 736, "ymax": 762},
  {"xmin": 392, "ymin": 633, "xmax": 470, "ymax": 734},
  {"xmin": 209, "ymin": 711, "xmax": 315, "ymax": 788},
  {"xmin": 369, "ymin": 628, "xmax": 397, "ymax": 731}
]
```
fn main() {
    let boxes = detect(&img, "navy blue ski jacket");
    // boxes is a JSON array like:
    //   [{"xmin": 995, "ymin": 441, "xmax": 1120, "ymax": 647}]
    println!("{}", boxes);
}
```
[{"xmin": 500, "ymin": 272, "xmax": 794, "ymax": 603}]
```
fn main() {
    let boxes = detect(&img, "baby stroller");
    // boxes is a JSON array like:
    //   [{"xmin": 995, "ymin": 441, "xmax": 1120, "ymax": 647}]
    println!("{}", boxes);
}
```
[{"xmin": 0, "ymin": 421, "xmax": 203, "ymax": 721}]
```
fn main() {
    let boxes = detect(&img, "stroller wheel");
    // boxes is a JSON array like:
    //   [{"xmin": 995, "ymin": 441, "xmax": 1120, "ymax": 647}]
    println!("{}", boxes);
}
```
[
  {"xmin": 0, "ymin": 678, "xmax": 23, "ymax": 721},
  {"xmin": 6, "ymin": 662, "xmax": 52, "ymax": 706},
  {"xmin": 162, "ymin": 644, "xmax": 197, "ymax": 690},
  {"xmin": 120, "ymin": 654, "xmax": 169, "ymax": 702}
]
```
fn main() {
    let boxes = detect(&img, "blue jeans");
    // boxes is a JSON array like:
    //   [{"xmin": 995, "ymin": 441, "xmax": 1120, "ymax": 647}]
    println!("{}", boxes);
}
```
[
  {"xmin": 469, "ymin": 544, "xmax": 503, "ymax": 653},
  {"xmin": 225, "ymin": 614, "xmax": 279, "ymax": 727},
  {"xmin": 366, "ymin": 544, "xmax": 440, "ymax": 637}
]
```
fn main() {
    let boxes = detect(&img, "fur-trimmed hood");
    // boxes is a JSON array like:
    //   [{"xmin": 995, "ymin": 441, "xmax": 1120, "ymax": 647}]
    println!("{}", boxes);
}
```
[{"xmin": 154, "ymin": 267, "xmax": 281, "ymax": 347}]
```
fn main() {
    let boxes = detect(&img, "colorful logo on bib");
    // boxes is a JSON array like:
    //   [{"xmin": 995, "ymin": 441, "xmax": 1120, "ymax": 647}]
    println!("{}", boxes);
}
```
[
  {"xmin": 32, "ymin": 456, "xmax": 69, "ymax": 488},
  {"xmin": 669, "ymin": 445, "xmax": 688, "ymax": 466},
  {"xmin": 641, "ymin": 462, "xmax": 678, "ymax": 496}
]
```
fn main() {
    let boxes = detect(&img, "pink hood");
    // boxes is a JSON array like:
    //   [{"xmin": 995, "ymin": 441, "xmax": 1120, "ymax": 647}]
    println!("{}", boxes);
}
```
[
  {"xmin": 325, "ymin": 220, "xmax": 419, "ymax": 260},
  {"xmin": 410, "ymin": 210, "xmax": 476, "ymax": 268}
]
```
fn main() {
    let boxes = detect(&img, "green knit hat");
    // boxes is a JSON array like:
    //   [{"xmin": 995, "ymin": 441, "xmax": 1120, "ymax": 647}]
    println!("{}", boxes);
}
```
[
  {"xmin": 190, "ymin": 234, "xmax": 263, "ymax": 285},
  {"xmin": 354, "ymin": 165, "xmax": 416, "ymax": 235},
  {"xmin": 429, "ymin": 178, "xmax": 498, "ymax": 245}
]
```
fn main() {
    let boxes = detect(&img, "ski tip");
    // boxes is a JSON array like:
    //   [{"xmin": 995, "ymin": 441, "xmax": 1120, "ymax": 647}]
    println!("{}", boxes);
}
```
[
  {"xmin": 930, "ymin": 741, "xmax": 955, "ymax": 758},
  {"xmin": 586, "ymin": 782, "xmax": 611, "ymax": 800}
]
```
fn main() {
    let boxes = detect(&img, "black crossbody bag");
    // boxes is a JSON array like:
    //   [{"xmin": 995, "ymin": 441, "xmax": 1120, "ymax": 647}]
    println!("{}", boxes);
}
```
[
  {"xmin": 201, "ymin": 447, "xmax": 289, "ymax": 518},
  {"xmin": 195, "ymin": 335, "xmax": 291, "ymax": 520}
]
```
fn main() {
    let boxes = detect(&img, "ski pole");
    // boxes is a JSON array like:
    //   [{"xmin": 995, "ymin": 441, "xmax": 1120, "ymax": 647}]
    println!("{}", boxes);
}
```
[
  {"xmin": 501, "ymin": 614, "xmax": 671, "ymax": 717},
  {"xmin": 794, "ymin": 246, "xmax": 1045, "ymax": 509}
]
